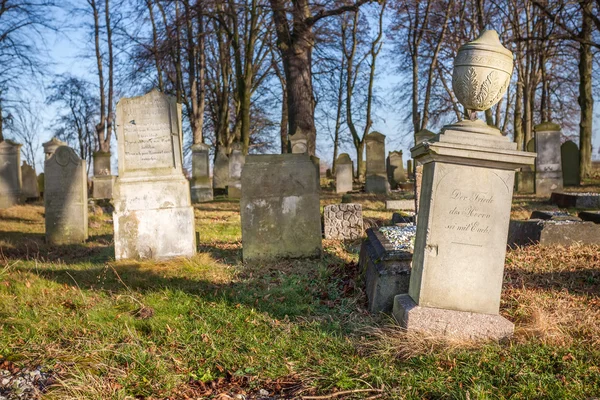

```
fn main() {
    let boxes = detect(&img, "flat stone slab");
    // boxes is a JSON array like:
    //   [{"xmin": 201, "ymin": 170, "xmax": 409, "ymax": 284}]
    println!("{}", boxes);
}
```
[
  {"xmin": 392, "ymin": 294, "xmax": 514, "ymax": 340},
  {"xmin": 385, "ymin": 199, "xmax": 415, "ymax": 211},
  {"xmin": 529, "ymin": 210, "xmax": 581, "ymax": 222},
  {"xmin": 359, "ymin": 227, "xmax": 414, "ymax": 313},
  {"xmin": 323, "ymin": 203, "xmax": 364, "ymax": 240},
  {"xmin": 391, "ymin": 213, "xmax": 415, "ymax": 224},
  {"xmin": 508, "ymin": 219, "xmax": 600, "ymax": 247},
  {"xmin": 550, "ymin": 192, "xmax": 600, "ymax": 209},
  {"xmin": 579, "ymin": 211, "xmax": 600, "ymax": 224}
]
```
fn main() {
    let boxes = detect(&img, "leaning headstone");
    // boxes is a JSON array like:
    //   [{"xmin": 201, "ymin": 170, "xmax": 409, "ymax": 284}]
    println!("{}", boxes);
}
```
[
  {"xmin": 561, "ymin": 141, "xmax": 580, "ymax": 186},
  {"xmin": 42, "ymin": 137, "xmax": 67, "ymax": 160},
  {"xmin": 212, "ymin": 148, "xmax": 229, "ymax": 195},
  {"xmin": 44, "ymin": 145, "xmax": 88, "ymax": 244},
  {"xmin": 241, "ymin": 154, "xmax": 321, "ymax": 261},
  {"xmin": 21, "ymin": 162, "xmax": 39, "ymax": 200},
  {"xmin": 393, "ymin": 31, "xmax": 536, "ymax": 340},
  {"xmin": 365, "ymin": 131, "xmax": 390, "ymax": 194},
  {"xmin": 0, "ymin": 140, "xmax": 22, "ymax": 209},
  {"xmin": 335, "ymin": 153, "xmax": 353, "ymax": 194},
  {"xmin": 92, "ymin": 151, "xmax": 115, "ymax": 199},
  {"xmin": 387, "ymin": 151, "xmax": 406, "ymax": 189},
  {"xmin": 113, "ymin": 89, "xmax": 196, "ymax": 260},
  {"xmin": 228, "ymin": 142, "xmax": 245, "ymax": 198},
  {"xmin": 323, "ymin": 204, "xmax": 364, "ymax": 240},
  {"xmin": 535, "ymin": 122, "xmax": 563, "ymax": 197},
  {"xmin": 190, "ymin": 143, "xmax": 213, "ymax": 203}
]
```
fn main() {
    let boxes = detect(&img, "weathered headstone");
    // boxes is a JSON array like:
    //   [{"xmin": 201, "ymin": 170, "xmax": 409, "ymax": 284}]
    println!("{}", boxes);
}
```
[
  {"xmin": 550, "ymin": 192, "xmax": 600, "ymax": 209},
  {"xmin": 365, "ymin": 131, "xmax": 389, "ymax": 194},
  {"xmin": 241, "ymin": 154, "xmax": 321, "ymax": 261},
  {"xmin": 516, "ymin": 138, "xmax": 536, "ymax": 193},
  {"xmin": 335, "ymin": 153, "xmax": 353, "ymax": 194},
  {"xmin": 21, "ymin": 162, "xmax": 39, "ymax": 200},
  {"xmin": 0, "ymin": 140, "xmax": 22, "ymax": 209},
  {"xmin": 359, "ymin": 226, "xmax": 415, "ymax": 313},
  {"xmin": 561, "ymin": 140, "xmax": 580, "ymax": 186},
  {"xmin": 413, "ymin": 129, "xmax": 437, "ymax": 214},
  {"xmin": 113, "ymin": 89, "xmax": 196, "ymax": 260},
  {"xmin": 535, "ymin": 122, "xmax": 563, "ymax": 197},
  {"xmin": 190, "ymin": 143, "xmax": 213, "ymax": 203},
  {"xmin": 323, "ymin": 204, "xmax": 363, "ymax": 240},
  {"xmin": 44, "ymin": 145, "xmax": 88, "ymax": 244},
  {"xmin": 212, "ymin": 148, "xmax": 229, "ymax": 194},
  {"xmin": 508, "ymin": 219, "xmax": 600, "ymax": 247},
  {"xmin": 393, "ymin": 31, "xmax": 536, "ymax": 340},
  {"xmin": 228, "ymin": 142, "xmax": 245, "ymax": 198},
  {"xmin": 42, "ymin": 137, "xmax": 67, "ymax": 160},
  {"xmin": 387, "ymin": 151, "xmax": 406, "ymax": 188},
  {"xmin": 37, "ymin": 173, "xmax": 45, "ymax": 198},
  {"xmin": 289, "ymin": 133, "xmax": 308, "ymax": 154},
  {"xmin": 92, "ymin": 151, "xmax": 115, "ymax": 199}
]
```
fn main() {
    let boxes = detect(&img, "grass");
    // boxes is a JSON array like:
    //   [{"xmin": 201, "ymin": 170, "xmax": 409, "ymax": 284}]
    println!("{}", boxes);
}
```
[{"xmin": 0, "ymin": 187, "xmax": 599, "ymax": 399}]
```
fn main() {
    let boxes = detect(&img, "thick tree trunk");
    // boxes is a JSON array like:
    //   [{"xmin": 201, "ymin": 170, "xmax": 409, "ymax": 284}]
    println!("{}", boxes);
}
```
[
  {"xmin": 0, "ymin": 101, "xmax": 3, "ymax": 142},
  {"xmin": 146, "ymin": 0, "xmax": 164, "ymax": 92},
  {"xmin": 90, "ymin": 0, "xmax": 106, "ymax": 152},
  {"xmin": 104, "ymin": 0, "xmax": 113, "ymax": 153},
  {"xmin": 578, "ymin": 0, "xmax": 593, "ymax": 181},
  {"xmin": 514, "ymin": 82, "xmax": 524, "ymax": 150},
  {"xmin": 356, "ymin": 141, "xmax": 365, "ymax": 181}
]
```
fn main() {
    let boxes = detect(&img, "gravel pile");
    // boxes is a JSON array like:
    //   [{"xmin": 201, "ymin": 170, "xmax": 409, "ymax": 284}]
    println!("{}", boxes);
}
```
[
  {"xmin": 379, "ymin": 225, "xmax": 417, "ymax": 251},
  {"xmin": 0, "ymin": 362, "xmax": 55, "ymax": 400}
]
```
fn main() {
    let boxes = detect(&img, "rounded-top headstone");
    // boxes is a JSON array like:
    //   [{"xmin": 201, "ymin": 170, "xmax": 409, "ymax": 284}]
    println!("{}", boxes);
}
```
[
  {"xmin": 337, "ymin": 153, "xmax": 352, "ymax": 164},
  {"xmin": 366, "ymin": 131, "xmax": 386, "ymax": 143},
  {"xmin": 534, "ymin": 121, "xmax": 561, "ymax": 133},
  {"xmin": 42, "ymin": 137, "xmax": 67, "ymax": 159}
]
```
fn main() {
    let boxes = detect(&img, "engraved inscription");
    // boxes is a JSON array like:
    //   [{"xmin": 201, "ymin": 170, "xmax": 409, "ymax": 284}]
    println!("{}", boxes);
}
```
[
  {"xmin": 442, "ymin": 189, "xmax": 495, "ymax": 247},
  {"xmin": 120, "ymin": 95, "xmax": 175, "ymax": 170}
]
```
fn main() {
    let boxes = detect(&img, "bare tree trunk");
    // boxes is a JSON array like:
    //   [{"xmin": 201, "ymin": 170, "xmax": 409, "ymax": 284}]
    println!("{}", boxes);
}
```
[
  {"xmin": 104, "ymin": 0, "xmax": 114, "ymax": 152},
  {"xmin": 146, "ymin": 0, "xmax": 164, "ymax": 91},
  {"xmin": 90, "ymin": 0, "xmax": 106, "ymax": 151},
  {"xmin": 0, "ymin": 100, "xmax": 3, "ymax": 142},
  {"xmin": 331, "ymin": 53, "xmax": 346, "ymax": 175},
  {"xmin": 514, "ymin": 81, "xmax": 524, "ymax": 150},
  {"xmin": 578, "ymin": 0, "xmax": 593, "ymax": 180}
]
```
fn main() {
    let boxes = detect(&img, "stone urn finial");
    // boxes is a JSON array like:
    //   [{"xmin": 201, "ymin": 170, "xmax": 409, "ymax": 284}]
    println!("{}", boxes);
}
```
[{"xmin": 452, "ymin": 30, "xmax": 513, "ymax": 124}]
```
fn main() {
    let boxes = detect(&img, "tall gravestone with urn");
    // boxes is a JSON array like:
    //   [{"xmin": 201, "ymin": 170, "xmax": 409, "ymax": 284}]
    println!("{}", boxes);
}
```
[
  {"xmin": 113, "ymin": 89, "xmax": 196, "ymax": 260},
  {"xmin": 393, "ymin": 31, "xmax": 536, "ymax": 340}
]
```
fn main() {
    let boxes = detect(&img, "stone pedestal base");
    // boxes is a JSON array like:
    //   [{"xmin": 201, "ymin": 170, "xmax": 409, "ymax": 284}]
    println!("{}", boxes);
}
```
[
  {"xmin": 113, "ymin": 176, "xmax": 196, "ymax": 260},
  {"xmin": 92, "ymin": 175, "xmax": 115, "ymax": 199},
  {"xmin": 190, "ymin": 184, "xmax": 213, "ymax": 203},
  {"xmin": 393, "ymin": 294, "xmax": 514, "ymax": 340}
]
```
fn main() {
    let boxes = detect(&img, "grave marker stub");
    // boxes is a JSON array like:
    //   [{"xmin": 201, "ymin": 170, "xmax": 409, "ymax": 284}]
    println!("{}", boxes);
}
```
[
  {"xmin": 336, "ymin": 153, "xmax": 353, "ymax": 194},
  {"xmin": 212, "ymin": 149, "xmax": 229, "ymax": 192},
  {"xmin": 365, "ymin": 131, "xmax": 390, "ymax": 194},
  {"xmin": 387, "ymin": 151, "xmax": 406, "ymax": 188},
  {"xmin": 228, "ymin": 142, "xmax": 245, "ymax": 198},
  {"xmin": 21, "ymin": 162, "xmax": 39, "ymax": 199},
  {"xmin": 113, "ymin": 89, "xmax": 196, "ymax": 260},
  {"xmin": 190, "ymin": 143, "xmax": 213, "ymax": 202},
  {"xmin": 0, "ymin": 140, "xmax": 22, "ymax": 208},
  {"xmin": 561, "ymin": 140, "xmax": 580, "ymax": 186},
  {"xmin": 44, "ymin": 146, "xmax": 88, "ymax": 244},
  {"xmin": 534, "ymin": 122, "xmax": 563, "ymax": 196}
]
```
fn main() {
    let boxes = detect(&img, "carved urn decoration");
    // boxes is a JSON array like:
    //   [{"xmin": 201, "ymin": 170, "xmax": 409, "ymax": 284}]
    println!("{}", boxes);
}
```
[{"xmin": 451, "ymin": 30, "xmax": 513, "ymax": 134}]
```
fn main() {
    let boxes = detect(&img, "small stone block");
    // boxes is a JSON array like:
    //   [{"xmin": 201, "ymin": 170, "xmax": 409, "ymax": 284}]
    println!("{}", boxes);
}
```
[
  {"xmin": 579, "ymin": 211, "xmax": 600, "ymax": 224},
  {"xmin": 508, "ymin": 219, "xmax": 600, "ymax": 247},
  {"xmin": 392, "ymin": 294, "xmax": 514, "ymax": 340},
  {"xmin": 323, "ymin": 203, "xmax": 364, "ymax": 240},
  {"xmin": 385, "ymin": 200, "xmax": 415, "ymax": 211},
  {"xmin": 550, "ymin": 192, "xmax": 600, "ymax": 209},
  {"xmin": 359, "ymin": 228, "xmax": 412, "ymax": 313},
  {"xmin": 529, "ymin": 210, "xmax": 580, "ymax": 222}
]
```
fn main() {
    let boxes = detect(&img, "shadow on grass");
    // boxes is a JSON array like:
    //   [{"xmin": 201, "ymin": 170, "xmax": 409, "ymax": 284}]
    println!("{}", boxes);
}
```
[
  {"xmin": 14, "ymin": 250, "xmax": 364, "ymax": 322},
  {"xmin": 506, "ymin": 267, "xmax": 600, "ymax": 298},
  {"xmin": 0, "ymin": 230, "xmax": 114, "ymax": 265}
]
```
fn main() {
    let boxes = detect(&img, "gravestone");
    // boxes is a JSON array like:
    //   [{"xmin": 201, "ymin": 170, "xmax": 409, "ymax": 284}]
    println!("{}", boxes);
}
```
[
  {"xmin": 579, "ymin": 211, "xmax": 600, "ymax": 224},
  {"xmin": 241, "ymin": 154, "xmax": 321, "ymax": 261},
  {"xmin": 335, "ymin": 153, "xmax": 353, "ymax": 194},
  {"xmin": 550, "ymin": 192, "xmax": 600, "ymax": 209},
  {"xmin": 228, "ymin": 142, "xmax": 245, "ymax": 198},
  {"xmin": 213, "ymin": 149, "xmax": 229, "ymax": 194},
  {"xmin": 359, "ymin": 226, "xmax": 415, "ymax": 313},
  {"xmin": 113, "ymin": 89, "xmax": 196, "ymax": 260},
  {"xmin": 323, "ymin": 204, "xmax": 363, "ymax": 240},
  {"xmin": 190, "ymin": 143, "xmax": 213, "ymax": 203},
  {"xmin": 289, "ymin": 133, "xmax": 308, "ymax": 154},
  {"xmin": 534, "ymin": 122, "xmax": 563, "ymax": 197},
  {"xmin": 385, "ymin": 200, "xmax": 415, "ymax": 211},
  {"xmin": 37, "ymin": 173, "xmax": 45, "ymax": 198},
  {"xmin": 0, "ymin": 140, "xmax": 22, "ymax": 209},
  {"xmin": 42, "ymin": 137, "xmax": 67, "ymax": 160},
  {"xmin": 406, "ymin": 160, "xmax": 413, "ymax": 177},
  {"xmin": 561, "ymin": 141, "xmax": 580, "ymax": 186},
  {"xmin": 92, "ymin": 151, "xmax": 115, "ymax": 199},
  {"xmin": 44, "ymin": 145, "xmax": 88, "ymax": 244},
  {"xmin": 21, "ymin": 162, "xmax": 39, "ymax": 200},
  {"xmin": 365, "ymin": 131, "xmax": 389, "ymax": 194},
  {"xmin": 387, "ymin": 151, "xmax": 406, "ymax": 188},
  {"xmin": 393, "ymin": 31, "xmax": 536, "ymax": 340},
  {"xmin": 508, "ymin": 219, "xmax": 600, "ymax": 247},
  {"xmin": 413, "ymin": 129, "xmax": 437, "ymax": 214},
  {"xmin": 516, "ymin": 139, "xmax": 536, "ymax": 193}
]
